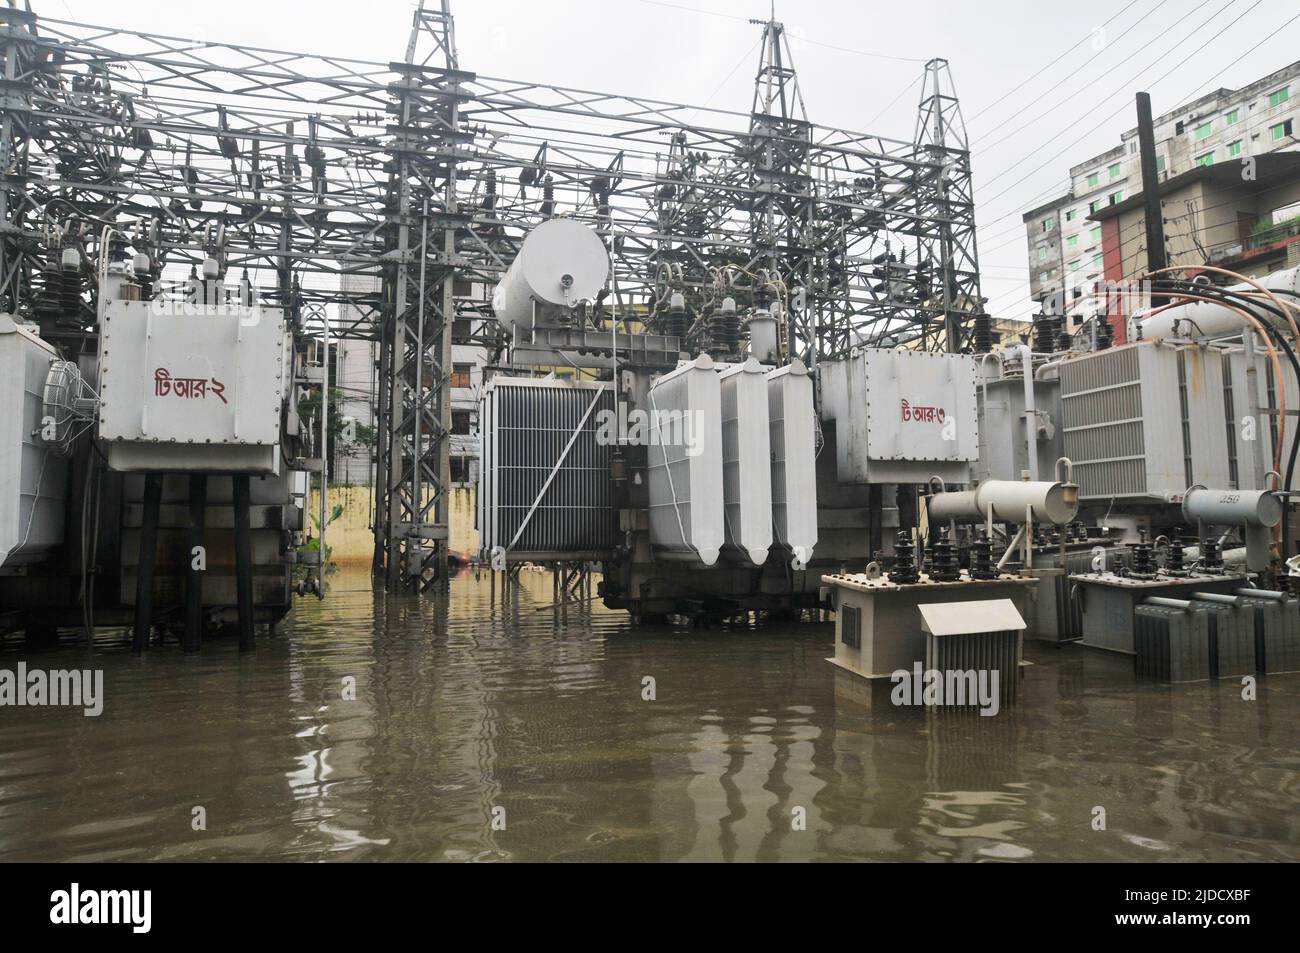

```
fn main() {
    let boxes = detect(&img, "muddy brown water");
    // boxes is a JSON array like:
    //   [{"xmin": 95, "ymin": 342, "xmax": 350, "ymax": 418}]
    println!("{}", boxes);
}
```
[{"xmin": 1, "ymin": 568, "xmax": 1297, "ymax": 862}]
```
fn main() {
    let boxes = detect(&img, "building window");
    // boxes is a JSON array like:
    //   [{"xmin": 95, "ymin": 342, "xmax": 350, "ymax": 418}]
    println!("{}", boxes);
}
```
[
  {"xmin": 450, "ymin": 363, "xmax": 473, "ymax": 388},
  {"xmin": 1195, "ymin": 122, "xmax": 1213, "ymax": 141},
  {"xmin": 1038, "ymin": 246, "xmax": 1048, "ymax": 261},
  {"xmin": 1227, "ymin": 140, "xmax": 1242, "ymax": 157},
  {"xmin": 1108, "ymin": 162, "xmax": 1122, "ymax": 179},
  {"xmin": 1090, "ymin": 226, "xmax": 1102, "ymax": 244},
  {"xmin": 1226, "ymin": 108, "xmax": 1240, "ymax": 125},
  {"xmin": 1269, "ymin": 87, "xmax": 1290, "ymax": 108},
  {"xmin": 1087, "ymin": 172, "xmax": 1100, "ymax": 188},
  {"xmin": 1065, "ymin": 209, "xmax": 1076, "ymax": 222},
  {"xmin": 1092, "ymin": 253, "xmax": 1103, "ymax": 269},
  {"xmin": 451, "ymin": 410, "xmax": 472, "ymax": 435},
  {"xmin": 1108, "ymin": 191, "xmax": 1123, "ymax": 205},
  {"xmin": 450, "ymin": 455, "xmax": 469, "ymax": 484},
  {"xmin": 1272, "ymin": 119, "xmax": 1294, "ymax": 142},
  {"xmin": 1067, "ymin": 235, "xmax": 1079, "ymax": 249},
  {"xmin": 1069, "ymin": 259, "xmax": 1081, "ymax": 272},
  {"xmin": 1088, "ymin": 200, "xmax": 1100, "ymax": 214},
  {"xmin": 1156, "ymin": 156, "xmax": 1167, "ymax": 173},
  {"xmin": 1195, "ymin": 151, "xmax": 1214, "ymax": 167},
  {"xmin": 1041, "ymin": 217, "xmax": 1054, "ymax": 232}
]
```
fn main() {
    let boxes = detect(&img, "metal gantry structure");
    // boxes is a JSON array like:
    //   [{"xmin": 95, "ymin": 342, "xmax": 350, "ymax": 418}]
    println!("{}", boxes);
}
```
[{"xmin": 0, "ymin": 0, "xmax": 983, "ymax": 592}]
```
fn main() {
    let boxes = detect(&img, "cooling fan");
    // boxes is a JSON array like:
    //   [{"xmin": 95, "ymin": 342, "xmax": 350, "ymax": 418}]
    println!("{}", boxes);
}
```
[{"xmin": 40, "ymin": 360, "xmax": 99, "ymax": 456}]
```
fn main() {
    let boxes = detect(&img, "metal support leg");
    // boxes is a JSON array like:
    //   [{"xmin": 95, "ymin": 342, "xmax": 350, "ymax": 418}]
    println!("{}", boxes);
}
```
[
  {"xmin": 233, "ymin": 474, "xmax": 255, "ymax": 653},
  {"xmin": 133, "ymin": 472, "xmax": 163, "ymax": 653},
  {"xmin": 184, "ymin": 474, "xmax": 207, "ymax": 653}
]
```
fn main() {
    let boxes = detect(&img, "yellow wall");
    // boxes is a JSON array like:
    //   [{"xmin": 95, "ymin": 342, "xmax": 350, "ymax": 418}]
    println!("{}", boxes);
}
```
[{"xmin": 309, "ymin": 483, "xmax": 478, "ymax": 566}]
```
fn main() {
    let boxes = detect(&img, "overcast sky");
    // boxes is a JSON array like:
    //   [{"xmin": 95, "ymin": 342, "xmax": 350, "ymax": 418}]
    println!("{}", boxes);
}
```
[{"xmin": 47, "ymin": 0, "xmax": 1300, "ymax": 321}]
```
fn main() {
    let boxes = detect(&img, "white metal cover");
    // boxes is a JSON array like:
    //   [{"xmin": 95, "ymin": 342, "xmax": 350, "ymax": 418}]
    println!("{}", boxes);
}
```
[
  {"xmin": 0, "ymin": 317, "xmax": 67, "ymax": 567},
  {"xmin": 647, "ymin": 354, "xmax": 723, "ymax": 565},
  {"xmin": 824, "ymin": 348, "xmax": 978, "ymax": 484},
  {"xmin": 919, "ymin": 598, "xmax": 1026, "ymax": 636},
  {"xmin": 767, "ymin": 360, "xmax": 817, "ymax": 565},
  {"xmin": 719, "ymin": 358, "xmax": 772, "ymax": 566},
  {"xmin": 97, "ymin": 301, "xmax": 287, "ymax": 473}
]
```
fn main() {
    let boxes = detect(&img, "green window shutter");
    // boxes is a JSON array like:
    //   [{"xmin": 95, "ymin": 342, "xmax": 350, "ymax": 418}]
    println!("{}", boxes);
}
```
[
  {"xmin": 1226, "ymin": 109, "xmax": 1239, "ymax": 125},
  {"xmin": 1195, "ymin": 122, "xmax": 1212, "ymax": 141},
  {"xmin": 1269, "ymin": 87, "xmax": 1289, "ymax": 108},
  {"xmin": 1108, "ymin": 162, "xmax": 1121, "ymax": 178},
  {"xmin": 1227, "ymin": 141, "xmax": 1242, "ymax": 157},
  {"xmin": 1090, "ymin": 226, "xmax": 1102, "ymax": 244},
  {"xmin": 1067, "ymin": 235, "xmax": 1078, "ymax": 249},
  {"xmin": 1195, "ymin": 152, "xmax": 1214, "ymax": 167},
  {"xmin": 1086, "ymin": 172, "xmax": 1099, "ymax": 188}
]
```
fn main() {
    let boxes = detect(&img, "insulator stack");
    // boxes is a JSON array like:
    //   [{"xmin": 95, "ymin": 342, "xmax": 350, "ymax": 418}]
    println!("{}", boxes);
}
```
[
  {"xmin": 1095, "ymin": 313, "xmax": 1113, "ymax": 350},
  {"xmin": 969, "ymin": 531, "xmax": 997, "ymax": 580},
  {"xmin": 887, "ymin": 530, "xmax": 919, "ymax": 584},
  {"xmin": 972, "ymin": 310, "xmax": 992, "ymax": 353},
  {"xmin": 1033, "ymin": 313, "xmax": 1055, "ymax": 353},
  {"xmin": 1056, "ymin": 318, "xmax": 1072, "ymax": 352},
  {"xmin": 717, "ymin": 297, "xmax": 739, "ymax": 356},
  {"xmin": 1130, "ymin": 539, "xmax": 1154, "ymax": 577},
  {"xmin": 1167, "ymin": 531, "xmax": 1186, "ymax": 573},
  {"xmin": 930, "ymin": 529, "xmax": 960, "ymax": 581},
  {"xmin": 922, "ymin": 540, "xmax": 935, "ymax": 577},
  {"xmin": 1201, "ymin": 537, "xmax": 1223, "ymax": 572}
]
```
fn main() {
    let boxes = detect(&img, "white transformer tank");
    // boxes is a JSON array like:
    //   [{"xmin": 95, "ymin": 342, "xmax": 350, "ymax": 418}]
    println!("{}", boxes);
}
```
[
  {"xmin": 819, "ymin": 348, "xmax": 979, "ymax": 485},
  {"xmin": 97, "ymin": 301, "xmax": 289, "ymax": 474},
  {"xmin": 718, "ymin": 358, "xmax": 772, "ymax": 566},
  {"xmin": 647, "ymin": 354, "xmax": 724, "ymax": 566},
  {"xmin": 767, "ymin": 360, "xmax": 818, "ymax": 565},
  {"xmin": 0, "ymin": 316, "xmax": 67, "ymax": 568},
  {"xmin": 491, "ymin": 219, "xmax": 609, "ymax": 332}
]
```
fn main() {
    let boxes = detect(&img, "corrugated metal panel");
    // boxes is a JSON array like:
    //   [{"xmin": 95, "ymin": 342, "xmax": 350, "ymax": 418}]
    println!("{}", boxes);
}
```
[
  {"xmin": 478, "ymin": 377, "xmax": 615, "ymax": 559},
  {"xmin": 719, "ymin": 359, "xmax": 772, "ymax": 566},
  {"xmin": 1134, "ymin": 603, "xmax": 1212, "ymax": 682},
  {"xmin": 647, "ymin": 355, "xmax": 724, "ymax": 565},
  {"xmin": 1235, "ymin": 591, "xmax": 1300, "ymax": 673},
  {"xmin": 924, "ymin": 629, "xmax": 1020, "ymax": 705},
  {"xmin": 1061, "ymin": 342, "xmax": 1229, "ymax": 500},
  {"xmin": 766, "ymin": 360, "xmax": 818, "ymax": 564}
]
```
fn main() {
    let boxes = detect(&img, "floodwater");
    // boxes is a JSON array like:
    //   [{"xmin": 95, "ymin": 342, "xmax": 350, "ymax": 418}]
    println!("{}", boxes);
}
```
[{"xmin": 1, "ymin": 567, "xmax": 1297, "ymax": 862}]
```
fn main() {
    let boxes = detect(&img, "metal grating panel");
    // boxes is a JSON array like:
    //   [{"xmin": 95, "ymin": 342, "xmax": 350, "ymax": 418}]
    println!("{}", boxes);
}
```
[
  {"xmin": 924, "ymin": 629, "xmax": 1019, "ymax": 705},
  {"xmin": 840, "ymin": 604, "xmax": 861, "ymax": 649},
  {"xmin": 478, "ymin": 378, "xmax": 615, "ymax": 559},
  {"xmin": 1134, "ymin": 604, "xmax": 1212, "ymax": 682}
]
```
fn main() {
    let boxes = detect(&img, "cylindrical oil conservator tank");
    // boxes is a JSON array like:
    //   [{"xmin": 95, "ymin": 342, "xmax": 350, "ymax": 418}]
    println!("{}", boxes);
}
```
[
  {"xmin": 1182, "ymin": 486, "xmax": 1282, "ymax": 527},
  {"xmin": 490, "ymin": 219, "xmax": 610, "ymax": 332},
  {"xmin": 927, "ymin": 479, "xmax": 1079, "ymax": 526}
]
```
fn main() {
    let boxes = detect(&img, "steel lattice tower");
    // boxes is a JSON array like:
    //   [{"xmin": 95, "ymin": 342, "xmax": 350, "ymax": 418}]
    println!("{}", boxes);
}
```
[
  {"xmin": 373, "ymin": 0, "xmax": 474, "ymax": 591},
  {"xmin": 913, "ymin": 57, "xmax": 983, "ymax": 352}
]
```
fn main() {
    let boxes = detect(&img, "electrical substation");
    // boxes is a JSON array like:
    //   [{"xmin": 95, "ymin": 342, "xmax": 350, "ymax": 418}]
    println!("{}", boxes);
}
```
[{"xmin": 1, "ymin": 0, "xmax": 1298, "ymax": 701}]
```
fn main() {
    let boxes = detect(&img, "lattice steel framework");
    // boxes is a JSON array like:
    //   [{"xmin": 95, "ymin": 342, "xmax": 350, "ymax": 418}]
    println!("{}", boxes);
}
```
[{"xmin": 0, "ymin": 1, "xmax": 984, "ymax": 591}]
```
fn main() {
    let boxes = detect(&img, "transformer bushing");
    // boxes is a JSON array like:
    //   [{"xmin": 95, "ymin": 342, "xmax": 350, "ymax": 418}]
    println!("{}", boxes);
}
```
[
  {"xmin": 972, "ymin": 310, "xmax": 992, "ymax": 353},
  {"xmin": 887, "ymin": 531, "xmax": 919, "ymax": 585},
  {"xmin": 969, "ymin": 531, "xmax": 997, "ymax": 580},
  {"xmin": 1166, "ymin": 530, "xmax": 1187, "ymax": 575},
  {"xmin": 1033, "ymin": 313, "xmax": 1055, "ymax": 353},
  {"xmin": 1201, "ymin": 537, "xmax": 1223, "ymax": 573},
  {"xmin": 1129, "ymin": 539, "xmax": 1155, "ymax": 578},
  {"xmin": 930, "ymin": 529, "xmax": 960, "ymax": 581}
]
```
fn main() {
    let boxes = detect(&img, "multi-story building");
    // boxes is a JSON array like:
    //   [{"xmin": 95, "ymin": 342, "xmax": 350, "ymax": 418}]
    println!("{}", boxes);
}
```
[{"xmin": 1023, "ymin": 60, "xmax": 1300, "ymax": 331}]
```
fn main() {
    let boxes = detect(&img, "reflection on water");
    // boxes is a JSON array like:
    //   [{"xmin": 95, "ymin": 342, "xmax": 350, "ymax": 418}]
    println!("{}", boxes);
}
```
[{"xmin": 1, "ymin": 566, "xmax": 1297, "ymax": 862}]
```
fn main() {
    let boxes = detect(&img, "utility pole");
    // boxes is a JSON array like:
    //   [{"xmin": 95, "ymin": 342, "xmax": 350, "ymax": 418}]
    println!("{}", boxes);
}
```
[{"xmin": 1135, "ymin": 91, "xmax": 1168, "ymax": 307}]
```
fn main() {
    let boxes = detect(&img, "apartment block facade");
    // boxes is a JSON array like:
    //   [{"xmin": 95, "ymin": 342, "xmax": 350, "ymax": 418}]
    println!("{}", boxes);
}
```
[{"xmin": 1023, "ymin": 60, "xmax": 1300, "ymax": 328}]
